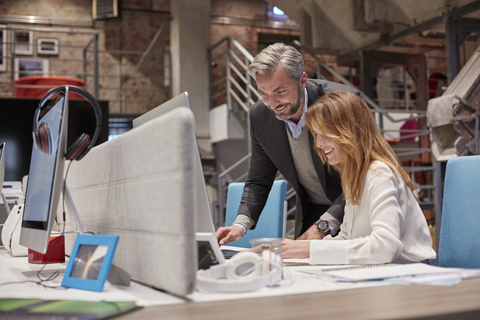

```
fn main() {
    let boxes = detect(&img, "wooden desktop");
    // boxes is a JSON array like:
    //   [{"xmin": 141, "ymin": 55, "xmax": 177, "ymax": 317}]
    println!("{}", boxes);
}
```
[{"xmin": 118, "ymin": 277, "xmax": 480, "ymax": 320}]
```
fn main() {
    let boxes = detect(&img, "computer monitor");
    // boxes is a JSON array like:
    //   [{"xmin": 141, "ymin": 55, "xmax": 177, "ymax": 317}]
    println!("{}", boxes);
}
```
[
  {"xmin": 0, "ymin": 142, "xmax": 9, "ymax": 217},
  {"xmin": 20, "ymin": 93, "xmax": 68, "ymax": 254},
  {"xmin": 132, "ymin": 92, "xmax": 216, "ymax": 234},
  {"xmin": 132, "ymin": 92, "xmax": 191, "ymax": 127},
  {"xmin": 0, "ymin": 142, "xmax": 5, "ymax": 192},
  {"xmin": 0, "ymin": 98, "xmax": 109, "ymax": 182}
]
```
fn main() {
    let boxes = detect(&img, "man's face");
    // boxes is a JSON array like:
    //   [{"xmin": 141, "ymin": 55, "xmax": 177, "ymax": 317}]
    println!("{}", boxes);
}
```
[{"xmin": 255, "ymin": 67, "xmax": 307, "ymax": 123}]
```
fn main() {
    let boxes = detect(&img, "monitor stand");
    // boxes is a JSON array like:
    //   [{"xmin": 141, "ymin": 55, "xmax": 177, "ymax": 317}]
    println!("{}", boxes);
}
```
[
  {"xmin": 0, "ymin": 192, "xmax": 10, "ymax": 249},
  {"xmin": 1, "ymin": 192, "xmax": 11, "ymax": 216},
  {"xmin": 64, "ymin": 181, "xmax": 130, "ymax": 287},
  {"xmin": 63, "ymin": 182, "xmax": 85, "ymax": 235}
]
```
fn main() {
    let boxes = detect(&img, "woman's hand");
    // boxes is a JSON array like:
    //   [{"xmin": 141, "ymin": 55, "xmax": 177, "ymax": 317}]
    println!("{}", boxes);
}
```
[{"xmin": 282, "ymin": 238, "xmax": 310, "ymax": 259}]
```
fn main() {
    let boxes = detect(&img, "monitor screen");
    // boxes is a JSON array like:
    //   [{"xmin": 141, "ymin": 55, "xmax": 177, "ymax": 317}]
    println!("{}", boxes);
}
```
[{"xmin": 20, "ymin": 93, "xmax": 68, "ymax": 254}]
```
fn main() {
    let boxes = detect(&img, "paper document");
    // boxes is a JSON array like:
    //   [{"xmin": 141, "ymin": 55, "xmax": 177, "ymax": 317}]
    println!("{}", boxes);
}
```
[{"xmin": 302, "ymin": 263, "xmax": 480, "ymax": 284}]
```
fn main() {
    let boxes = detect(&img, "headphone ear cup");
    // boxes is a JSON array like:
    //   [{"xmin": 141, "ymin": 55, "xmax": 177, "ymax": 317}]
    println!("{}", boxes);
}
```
[
  {"xmin": 226, "ymin": 251, "xmax": 263, "ymax": 280},
  {"xmin": 33, "ymin": 122, "xmax": 53, "ymax": 155},
  {"xmin": 65, "ymin": 133, "xmax": 91, "ymax": 161}
]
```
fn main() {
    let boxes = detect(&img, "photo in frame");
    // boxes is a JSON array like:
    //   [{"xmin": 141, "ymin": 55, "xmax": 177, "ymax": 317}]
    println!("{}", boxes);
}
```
[
  {"xmin": 14, "ymin": 30, "xmax": 33, "ymax": 55},
  {"xmin": 14, "ymin": 57, "xmax": 49, "ymax": 80},
  {"xmin": 37, "ymin": 37, "xmax": 59, "ymax": 55},
  {"xmin": 0, "ymin": 25, "xmax": 6, "ymax": 71},
  {"xmin": 62, "ymin": 234, "xmax": 119, "ymax": 292}
]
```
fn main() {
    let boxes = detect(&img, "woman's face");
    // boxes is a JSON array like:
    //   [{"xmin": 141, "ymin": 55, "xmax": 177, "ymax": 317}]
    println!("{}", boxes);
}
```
[{"xmin": 312, "ymin": 128, "xmax": 343, "ymax": 165}]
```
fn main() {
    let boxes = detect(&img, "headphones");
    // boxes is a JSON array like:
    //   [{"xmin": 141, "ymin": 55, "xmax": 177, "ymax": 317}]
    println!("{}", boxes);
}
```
[
  {"xmin": 33, "ymin": 85, "xmax": 102, "ymax": 161},
  {"xmin": 196, "ymin": 250, "xmax": 283, "ymax": 293}
]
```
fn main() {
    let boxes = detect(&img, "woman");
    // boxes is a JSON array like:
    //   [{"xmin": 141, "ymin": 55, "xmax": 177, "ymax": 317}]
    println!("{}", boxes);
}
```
[{"xmin": 282, "ymin": 91, "xmax": 436, "ymax": 265}]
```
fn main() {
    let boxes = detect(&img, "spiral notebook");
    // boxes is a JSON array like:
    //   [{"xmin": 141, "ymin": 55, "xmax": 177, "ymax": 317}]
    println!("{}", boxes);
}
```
[{"xmin": 317, "ymin": 263, "xmax": 480, "ymax": 282}]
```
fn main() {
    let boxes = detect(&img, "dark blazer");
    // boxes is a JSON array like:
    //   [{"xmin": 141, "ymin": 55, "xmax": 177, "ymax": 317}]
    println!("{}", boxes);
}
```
[{"xmin": 237, "ymin": 79, "xmax": 363, "ymax": 238}]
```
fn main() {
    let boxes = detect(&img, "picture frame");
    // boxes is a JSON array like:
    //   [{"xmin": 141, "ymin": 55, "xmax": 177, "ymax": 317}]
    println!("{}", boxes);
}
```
[
  {"xmin": 0, "ymin": 25, "xmax": 6, "ymax": 71},
  {"xmin": 14, "ymin": 57, "xmax": 50, "ymax": 80},
  {"xmin": 62, "ymin": 234, "xmax": 119, "ymax": 292},
  {"xmin": 14, "ymin": 30, "xmax": 33, "ymax": 55},
  {"xmin": 37, "ymin": 37, "xmax": 59, "ymax": 55}
]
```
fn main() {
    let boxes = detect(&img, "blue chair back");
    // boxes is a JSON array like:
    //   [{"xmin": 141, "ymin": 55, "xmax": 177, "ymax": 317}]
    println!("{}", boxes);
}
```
[
  {"xmin": 438, "ymin": 155, "xmax": 480, "ymax": 269},
  {"xmin": 225, "ymin": 180, "xmax": 287, "ymax": 248}
]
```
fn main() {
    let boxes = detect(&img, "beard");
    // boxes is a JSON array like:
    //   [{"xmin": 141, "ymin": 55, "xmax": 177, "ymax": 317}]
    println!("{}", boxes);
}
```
[{"xmin": 272, "ymin": 84, "xmax": 304, "ymax": 121}]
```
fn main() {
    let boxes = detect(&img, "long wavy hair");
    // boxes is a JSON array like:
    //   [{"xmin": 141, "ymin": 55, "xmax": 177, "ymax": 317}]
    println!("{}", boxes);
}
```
[{"xmin": 305, "ymin": 91, "xmax": 415, "ymax": 205}]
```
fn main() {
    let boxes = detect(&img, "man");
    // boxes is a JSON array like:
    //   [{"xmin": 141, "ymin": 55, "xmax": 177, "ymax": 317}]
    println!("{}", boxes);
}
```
[{"xmin": 216, "ymin": 43, "xmax": 363, "ymax": 245}]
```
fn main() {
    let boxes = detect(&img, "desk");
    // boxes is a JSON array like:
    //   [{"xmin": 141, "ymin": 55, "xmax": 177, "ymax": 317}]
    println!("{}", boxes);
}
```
[
  {"xmin": 2, "ymin": 249, "xmax": 480, "ymax": 319},
  {"xmin": 117, "ymin": 277, "xmax": 480, "ymax": 320}
]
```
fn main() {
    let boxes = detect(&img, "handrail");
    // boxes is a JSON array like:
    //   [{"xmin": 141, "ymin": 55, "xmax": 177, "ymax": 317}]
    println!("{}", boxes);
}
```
[
  {"xmin": 209, "ymin": 36, "xmax": 258, "ymax": 228},
  {"xmin": 230, "ymin": 38, "xmax": 255, "ymax": 61},
  {"xmin": 216, "ymin": 153, "xmax": 251, "ymax": 228}
]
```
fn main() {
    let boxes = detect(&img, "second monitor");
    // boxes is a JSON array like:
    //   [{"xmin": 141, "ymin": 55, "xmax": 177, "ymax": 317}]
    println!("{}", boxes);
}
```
[{"xmin": 132, "ymin": 92, "xmax": 217, "ymax": 234}]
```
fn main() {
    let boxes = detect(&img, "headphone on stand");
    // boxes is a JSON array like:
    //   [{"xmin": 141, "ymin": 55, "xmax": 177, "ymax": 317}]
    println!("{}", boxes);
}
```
[
  {"xmin": 33, "ymin": 85, "xmax": 102, "ymax": 161},
  {"xmin": 196, "ymin": 250, "xmax": 283, "ymax": 293}
]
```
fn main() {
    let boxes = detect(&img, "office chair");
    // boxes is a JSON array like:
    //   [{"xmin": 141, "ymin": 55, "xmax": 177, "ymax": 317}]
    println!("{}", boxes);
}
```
[
  {"xmin": 224, "ymin": 180, "xmax": 287, "ymax": 248},
  {"xmin": 438, "ymin": 155, "xmax": 480, "ymax": 269}
]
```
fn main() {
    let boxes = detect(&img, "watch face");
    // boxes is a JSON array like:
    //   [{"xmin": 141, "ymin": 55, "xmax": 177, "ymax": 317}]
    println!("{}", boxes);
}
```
[{"xmin": 316, "ymin": 220, "xmax": 329, "ymax": 233}]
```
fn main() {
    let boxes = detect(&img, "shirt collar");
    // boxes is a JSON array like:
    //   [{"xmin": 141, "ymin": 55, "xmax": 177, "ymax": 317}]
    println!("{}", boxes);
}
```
[{"xmin": 285, "ymin": 88, "xmax": 308, "ymax": 140}]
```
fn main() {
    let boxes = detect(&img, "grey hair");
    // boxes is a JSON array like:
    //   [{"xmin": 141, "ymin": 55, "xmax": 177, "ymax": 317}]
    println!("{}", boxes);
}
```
[{"xmin": 249, "ymin": 43, "xmax": 305, "ymax": 81}]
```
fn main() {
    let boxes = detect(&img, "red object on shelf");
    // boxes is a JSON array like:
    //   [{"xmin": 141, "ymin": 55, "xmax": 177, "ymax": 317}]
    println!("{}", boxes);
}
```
[
  {"xmin": 28, "ymin": 235, "xmax": 66, "ymax": 264},
  {"xmin": 14, "ymin": 76, "xmax": 85, "ymax": 99}
]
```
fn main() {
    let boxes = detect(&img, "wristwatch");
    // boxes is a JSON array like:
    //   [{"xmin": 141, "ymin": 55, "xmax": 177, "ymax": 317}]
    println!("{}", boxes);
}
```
[{"xmin": 315, "ymin": 218, "xmax": 331, "ymax": 235}]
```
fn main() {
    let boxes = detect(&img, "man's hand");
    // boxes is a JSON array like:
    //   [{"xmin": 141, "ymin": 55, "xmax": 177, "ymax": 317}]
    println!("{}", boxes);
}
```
[
  {"xmin": 296, "ymin": 224, "xmax": 326, "ymax": 240},
  {"xmin": 215, "ymin": 225, "xmax": 244, "ymax": 245},
  {"xmin": 282, "ymin": 238, "xmax": 310, "ymax": 259}
]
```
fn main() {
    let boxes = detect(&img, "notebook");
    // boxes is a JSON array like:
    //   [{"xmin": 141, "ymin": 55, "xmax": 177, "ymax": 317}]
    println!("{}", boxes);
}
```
[
  {"xmin": 0, "ymin": 298, "xmax": 139, "ymax": 320},
  {"xmin": 315, "ymin": 263, "xmax": 480, "ymax": 282}
]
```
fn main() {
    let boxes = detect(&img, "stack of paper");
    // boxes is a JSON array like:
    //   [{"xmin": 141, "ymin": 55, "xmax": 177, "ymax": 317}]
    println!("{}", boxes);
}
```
[{"xmin": 303, "ymin": 263, "xmax": 480, "ymax": 285}]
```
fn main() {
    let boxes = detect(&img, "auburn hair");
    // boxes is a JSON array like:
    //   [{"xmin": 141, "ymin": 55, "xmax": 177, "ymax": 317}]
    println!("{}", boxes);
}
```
[{"xmin": 305, "ymin": 91, "xmax": 415, "ymax": 205}]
